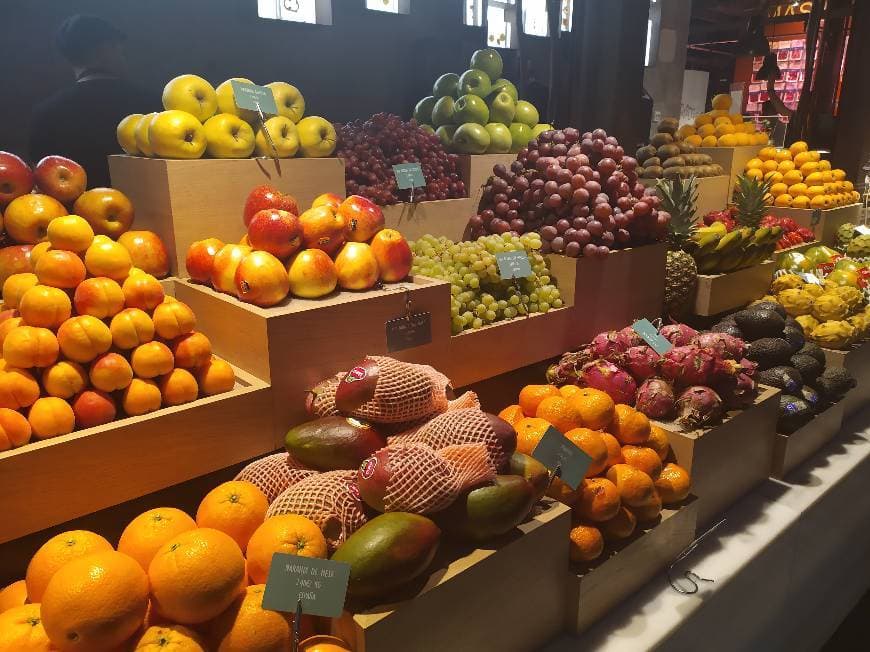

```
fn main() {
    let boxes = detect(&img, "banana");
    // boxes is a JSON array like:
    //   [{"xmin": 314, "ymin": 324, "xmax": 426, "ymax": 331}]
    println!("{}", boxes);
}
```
[
  {"xmin": 752, "ymin": 227, "xmax": 771, "ymax": 244},
  {"xmin": 692, "ymin": 232, "xmax": 723, "ymax": 257},
  {"xmin": 696, "ymin": 252, "xmax": 724, "ymax": 274},
  {"xmin": 713, "ymin": 230, "xmax": 744, "ymax": 254}
]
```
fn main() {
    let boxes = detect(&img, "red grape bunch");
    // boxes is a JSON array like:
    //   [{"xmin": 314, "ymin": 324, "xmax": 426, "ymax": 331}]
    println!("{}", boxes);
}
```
[
  {"xmin": 466, "ymin": 127, "xmax": 670, "ymax": 258},
  {"xmin": 335, "ymin": 113, "xmax": 467, "ymax": 206}
]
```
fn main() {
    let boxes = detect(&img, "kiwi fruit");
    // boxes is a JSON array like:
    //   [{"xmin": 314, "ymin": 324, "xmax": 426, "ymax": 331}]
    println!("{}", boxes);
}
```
[
  {"xmin": 662, "ymin": 156, "xmax": 686, "ymax": 169},
  {"xmin": 645, "ymin": 156, "xmax": 661, "ymax": 167},
  {"xmin": 658, "ymin": 118, "xmax": 679, "ymax": 135},
  {"xmin": 657, "ymin": 144, "xmax": 681, "ymax": 160},
  {"xmin": 663, "ymin": 167, "xmax": 682, "ymax": 179},
  {"xmin": 641, "ymin": 166, "xmax": 663, "ymax": 178},
  {"xmin": 651, "ymin": 133, "xmax": 674, "ymax": 147},
  {"xmin": 636, "ymin": 145, "xmax": 657, "ymax": 163},
  {"xmin": 678, "ymin": 141, "xmax": 696, "ymax": 154}
]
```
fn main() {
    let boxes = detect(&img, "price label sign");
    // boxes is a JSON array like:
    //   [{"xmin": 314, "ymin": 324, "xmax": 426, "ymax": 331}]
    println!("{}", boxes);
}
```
[
  {"xmin": 262, "ymin": 554, "xmax": 350, "ymax": 618},
  {"xmin": 495, "ymin": 251, "xmax": 532, "ymax": 280},
  {"xmin": 631, "ymin": 318, "xmax": 673, "ymax": 355},
  {"xmin": 230, "ymin": 80, "xmax": 278, "ymax": 115},
  {"xmin": 810, "ymin": 208, "xmax": 822, "ymax": 227},
  {"xmin": 798, "ymin": 272, "xmax": 823, "ymax": 285},
  {"xmin": 531, "ymin": 426, "xmax": 592, "ymax": 490},
  {"xmin": 386, "ymin": 312, "xmax": 432, "ymax": 352},
  {"xmin": 855, "ymin": 225, "xmax": 870, "ymax": 236},
  {"xmin": 392, "ymin": 163, "xmax": 425, "ymax": 190}
]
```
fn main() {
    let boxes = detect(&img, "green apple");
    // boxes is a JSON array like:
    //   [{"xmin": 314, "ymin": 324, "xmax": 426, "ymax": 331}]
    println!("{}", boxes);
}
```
[
  {"xmin": 296, "ymin": 116, "xmax": 337, "ymax": 157},
  {"xmin": 514, "ymin": 101, "xmax": 539, "ymax": 127},
  {"xmin": 452, "ymin": 123, "xmax": 491, "ymax": 154},
  {"xmin": 489, "ymin": 78, "xmax": 518, "ymax": 102},
  {"xmin": 435, "ymin": 125, "xmax": 457, "ymax": 149},
  {"xmin": 419, "ymin": 124, "xmax": 435, "ymax": 135},
  {"xmin": 414, "ymin": 96, "xmax": 436, "ymax": 125},
  {"xmin": 470, "ymin": 48, "xmax": 503, "ymax": 81},
  {"xmin": 508, "ymin": 122, "xmax": 533, "ymax": 153},
  {"xmin": 485, "ymin": 123, "xmax": 512, "ymax": 153},
  {"xmin": 487, "ymin": 91, "xmax": 516, "ymax": 125},
  {"xmin": 458, "ymin": 69, "xmax": 491, "ymax": 98},
  {"xmin": 453, "ymin": 94, "xmax": 489, "ymax": 125},
  {"xmin": 531, "ymin": 123, "xmax": 555, "ymax": 139},
  {"xmin": 433, "ymin": 73, "xmax": 460, "ymax": 98},
  {"xmin": 431, "ymin": 96, "xmax": 455, "ymax": 127}
]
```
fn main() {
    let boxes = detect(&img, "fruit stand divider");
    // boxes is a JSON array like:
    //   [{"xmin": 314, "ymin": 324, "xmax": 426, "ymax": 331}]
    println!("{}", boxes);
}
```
[
  {"xmin": 696, "ymin": 146, "xmax": 763, "ymax": 198},
  {"xmin": 331, "ymin": 500, "xmax": 571, "ymax": 652},
  {"xmin": 656, "ymin": 385, "xmax": 780, "ymax": 527},
  {"xmin": 108, "ymin": 155, "xmax": 347, "ymax": 276},
  {"xmin": 774, "ymin": 240, "xmax": 816, "ymax": 264},
  {"xmin": 771, "ymin": 402, "xmax": 845, "ymax": 479},
  {"xmin": 692, "ymin": 260, "xmax": 778, "ymax": 316},
  {"xmin": 822, "ymin": 342, "xmax": 870, "ymax": 419},
  {"xmin": 767, "ymin": 203, "xmax": 863, "ymax": 247},
  {"xmin": 456, "ymin": 153, "xmax": 517, "ymax": 200},
  {"xmin": 381, "ymin": 197, "xmax": 477, "ymax": 242},
  {"xmin": 640, "ymin": 175, "xmax": 730, "ymax": 219}
]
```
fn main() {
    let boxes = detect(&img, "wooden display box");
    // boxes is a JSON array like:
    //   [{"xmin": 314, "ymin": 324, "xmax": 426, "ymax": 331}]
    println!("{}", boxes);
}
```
[
  {"xmin": 381, "ymin": 198, "xmax": 476, "ymax": 242},
  {"xmin": 822, "ymin": 342, "xmax": 870, "ymax": 419},
  {"xmin": 774, "ymin": 240, "xmax": 816, "ymax": 264},
  {"xmin": 108, "ymin": 155, "xmax": 347, "ymax": 275},
  {"xmin": 332, "ymin": 500, "xmax": 571, "ymax": 652},
  {"xmin": 0, "ymin": 365, "xmax": 271, "ymax": 543},
  {"xmin": 767, "ymin": 203, "xmax": 862, "ymax": 247},
  {"xmin": 457, "ymin": 153, "xmax": 516, "ymax": 198},
  {"xmin": 567, "ymin": 499, "xmax": 698, "ymax": 634},
  {"xmin": 771, "ymin": 403, "xmax": 845, "ymax": 479},
  {"xmin": 693, "ymin": 260, "xmax": 777, "ymax": 316},
  {"xmin": 641, "ymin": 175, "xmax": 730, "ymax": 218},
  {"xmin": 696, "ymin": 146, "xmax": 763, "ymax": 197},
  {"xmin": 658, "ymin": 385, "xmax": 780, "ymax": 526}
]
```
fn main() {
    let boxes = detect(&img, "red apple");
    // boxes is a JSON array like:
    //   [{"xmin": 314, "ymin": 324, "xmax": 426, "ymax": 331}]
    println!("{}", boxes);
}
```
[
  {"xmin": 71, "ymin": 389, "xmax": 117, "ymax": 428},
  {"xmin": 246, "ymin": 208, "xmax": 303, "ymax": 260},
  {"xmin": 234, "ymin": 250, "xmax": 290, "ymax": 307},
  {"xmin": 73, "ymin": 188, "xmax": 134, "ymax": 238},
  {"xmin": 338, "ymin": 195, "xmax": 385, "ymax": 242},
  {"xmin": 311, "ymin": 192, "xmax": 342, "ymax": 212},
  {"xmin": 211, "ymin": 244, "xmax": 252, "ymax": 294},
  {"xmin": 186, "ymin": 237, "xmax": 225, "ymax": 282},
  {"xmin": 298, "ymin": 205, "xmax": 346, "ymax": 256},
  {"xmin": 34, "ymin": 155, "xmax": 87, "ymax": 204},
  {"xmin": 0, "ymin": 245, "xmax": 33, "ymax": 286},
  {"xmin": 370, "ymin": 228, "xmax": 412, "ymax": 282},
  {"xmin": 243, "ymin": 184, "xmax": 299, "ymax": 227},
  {"xmin": 118, "ymin": 230, "xmax": 170, "ymax": 278},
  {"xmin": 0, "ymin": 151, "xmax": 34, "ymax": 206}
]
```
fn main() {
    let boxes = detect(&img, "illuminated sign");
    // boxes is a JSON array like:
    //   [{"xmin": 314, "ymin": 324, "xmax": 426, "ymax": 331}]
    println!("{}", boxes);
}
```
[{"xmin": 768, "ymin": 1, "xmax": 812, "ymax": 19}]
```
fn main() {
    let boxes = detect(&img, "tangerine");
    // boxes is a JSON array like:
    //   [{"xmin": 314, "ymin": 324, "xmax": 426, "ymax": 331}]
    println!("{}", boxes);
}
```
[
  {"xmin": 573, "ymin": 478, "xmax": 621, "ymax": 522},
  {"xmin": 599, "ymin": 506, "xmax": 637, "ymax": 542},
  {"xmin": 535, "ymin": 396, "xmax": 580, "ymax": 433},
  {"xmin": 563, "ymin": 427, "xmax": 608, "ymax": 476},
  {"xmin": 518, "ymin": 384, "xmax": 560, "ymax": 417},
  {"xmin": 118, "ymin": 507, "xmax": 198, "ymax": 571},
  {"xmin": 569, "ymin": 524, "xmax": 603, "ymax": 563},
  {"xmin": 607, "ymin": 404, "xmax": 650, "ymax": 445},
  {"xmin": 567, "ymin": 387, "xmax": 615, "ymax": 430},
  {"xmin": 654, "ymin": 463, "xmax": 692, "ymax": 504},
  {"xmin": 196, "ymin": 481, "xmax": 268, "ymax": 552},
  {"xmin": 246, "ymin": 515, "xmax": 328, "ymax": 585}
]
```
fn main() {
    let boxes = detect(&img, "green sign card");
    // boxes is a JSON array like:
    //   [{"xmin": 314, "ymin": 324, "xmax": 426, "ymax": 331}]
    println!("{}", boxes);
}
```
[
  {"xmin": 631, "ymin": 318, "xmax": 673, "ymax": 356},
  {"xmin": 495, "ymin": 251, "xmax": 532, "ymax": 280},
  {"xmin": 230, "ymin": 80, "xmax": 278, "ymax": 116},
  {"xmin": 530, "ymin": 426, "xmax": 591, "ymax": 490},
  {"xmin": 392, "ymin": 163, "xmax": 426, "ymax": 190},
  {"xmin": 262, "ymin": 553, "xmax": 350, "ymax": 617}
]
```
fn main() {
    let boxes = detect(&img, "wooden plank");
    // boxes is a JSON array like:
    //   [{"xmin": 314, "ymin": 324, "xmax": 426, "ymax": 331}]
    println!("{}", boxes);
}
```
[
  {"xmin": 822, "ymin": 342, "xmax": 870, "ymax": 419},
  {"xmin": 640, "ymin": 175, "xmax": 729, "ymax": 218},
  {"xmin": 767, "ymin": 203, "xmax": 862, "ymax": 247},
  {"xmin": 696, "ymin": 146, "xmax": 763, "ymax": 198},
  {"xmin": 771, "ymin": 403, "xmax": 845, "ymax": 479},
  {"xmin": 456, "ymin": 153, "xmax": 517, "ymax": 198},
  {"xmin": 381, "ymin": 198, "xmax": 476, "ymax": 242},
  {"xmin": 693, "ymin": 260, "xmax": 777, "ymax": 316}
]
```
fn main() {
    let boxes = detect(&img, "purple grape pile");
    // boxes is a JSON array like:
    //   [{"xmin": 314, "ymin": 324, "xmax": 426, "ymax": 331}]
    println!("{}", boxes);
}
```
[
  {"xmin": 335, "ymin": 113, "xmax": 467, "ymax": 206},
  {"xmin": 466, "ymin": 127, "xmax": 671, "ymax": 258}
]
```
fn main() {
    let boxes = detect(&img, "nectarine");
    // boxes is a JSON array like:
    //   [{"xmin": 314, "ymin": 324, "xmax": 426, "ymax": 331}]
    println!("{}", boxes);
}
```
[
  {"xmin": 3, "ymin": 325, "xmax": 59, "ymax": 368},
  {"xmin": 130, "ymin": 341, "xmax": 174, "ymax": 378},
  {"xmin": 19, "ymin": 285, "xmax": 72, "ymax": 329},
  {"xmin": 186, "ymin": 238, "xmax": 224, "ymax": 283},
  {"xmin": 34, "ymin": 250, "xmax": 87, "ymax": 289},
  {"xmin": 171, "ymin": 332, "xmax": 212, "ymax": 368},
  {"xmin": 2, "ymin": 272, "xmax": 38, "ymax": 309},
  {"xmin": 159, "ymin": 368, "xmax": 199, "ymax": 406},
  {"xmin": 151, "ymin": 301, "xmax": 196, "ymax": 339},
  {"xmin": 118, "ymin": 230, "xmax": 170, "ymax": 278},
  {"xmin": 71, "ymin": 390, "xmax": 117, "ymax": 428},
  {"xmin": 90, "ymin": 352, "xmax": 134, "ymax": 392},
  {"xmin": 74, "ymin": 277, "xmax": 125, "ymax": 319},
  {"xmin": 211, "ymin": 244, "xmax": 251, "ymax": 294},
  {"xmin": 122, "ymin": 378, "xmax": 162, "ymax": 416}
]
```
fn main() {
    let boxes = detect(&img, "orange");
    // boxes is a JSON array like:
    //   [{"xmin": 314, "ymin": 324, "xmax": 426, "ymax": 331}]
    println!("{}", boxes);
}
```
[
  {"xmin": 110, "ymin": 308, "xmax": 155, "ymax": 350},
  {"xmin": 0, "ymin": 408, "xmax": 32, "ymax": 451},
  {"xmin": 133, "ymin": 624, "xmax": 206, "ymax": 651},
  {"xmin": 159, "ymin": 368, "xmax": 199, "ymax": 406},
  {"xmin": 569, "ymin": 524, "xmax": 603, "ymax": 563},
  {"xmin": 599, "ymin": 432, "xmax": 623, "ymax": 468},
  {"xmin": 558, "ymin": 385, "xmax": 582, "ymax": 399},
  {"xmin": 654, "ymin": 463, "xmax": 691, "ymax": 504},
  {"xmin": 536, "ymin": 396, "xmax": 581, "ymax": 433},
  {"xmin": 130, "ymin": 341, "xmax": 174, "ymax": 379},
  {"xmin": 497, "ymin": 404, "xmax": 525, "ymax": 426},
  {"xmin": 246, "ymin": 515, "xmax": 328, "ymax": 585},
  {"xmin": 0, "ymin": 580, "xmax": 27, "ymax": 614},
  {"xmin": 42, "ymin": 361, "xmax": 88, "ymax": 399},
  {"xmin": 208, "ymin": 584, "xmax": 314, "ymax": 651},
  {"xmin": 567, "ymin": 387, "xmax": 615, "ymax": 430},
  {"xmin": 518, "ymin": 384, "xmax": 560, "ymax": 417},
  {"xmin": 646, "ymin": 424, "xmax": 671, "ymax": 462},
  {"xmin": 25, "ymin": 530, "xmax": 113, "ymax": 603},
  {"xmin": 0, "ymin": 368, "xmax": 41, "ymax": 410},
  {"xmin": 0, "ymin": 603, "xmax": 51, "ymax": 651},
  {"xmin": 546, "ymin": 476, "xmax": 580, "ymax": 506},
  {"xmin": 3, "ymin": 326, "xmax": 59, "ymax": 368},
  {"xmin": 56, "ymin": 316, "xmax": 112, "ymax": 363},
  {"xmin": 46, "ymin": 215, "xmax": 95, "ymax": 253},
  {"xmin": 300, "ymin": 635, "xmax": 353, "ymax": 652},
  {"xmin": 628, "ymin": 490, "xmax": 662, "ymax": 523},
  {"xmin": 621, "ymin": 445, "xmax": 663, "ymax": 479},
  {"xmin": 118, "ymin": 507, "xmax": 198, "ymax": 571},
  {"xmin": 599, "ymin": 506, "xmax": 637, "ymax": 542},
  {"xmin": 28, "ymin": 397, "xmax": 75, "ymax": 439},
  {"xmin": 151, "ymin": 301, "xmax": 196, "ymax": 340},
  {"xmin": 607, "ymin": 404, "xmax": 650, "ymax": 445},
  {"xmin": 148, "ymin": 528, "xmax": 246, "ymax": 625},
  {"xmin": 195, "ymin": 357, "xmax": 236, "ymax": 396},
  {"xmin": 2, "ymin": 273, "xmax": 39, "ymax": 310},
  {"xmin": 606, "ymin": 464, "xmax": 656, "ymax": 508},
  {"xmin": 573, "ymin": 478, "xmax": 620, "ymax": 522},
  {"xmin": 41, "ymin": 550, "xmax": 149, "ymax": 651},
  {"xmin": 73, "ymin": 277, "xmax": 125, "ymax": 319},
  {"xmin": 513, "ymin": 417, "xmax": 552, "ymax": 455},
  {"xmin": 563, "ymin": 427, "xmax": 608, "ymax": 476},
  {"xmin": 196, "ymin": 481, "xmax": 268, "ymax": 552}
]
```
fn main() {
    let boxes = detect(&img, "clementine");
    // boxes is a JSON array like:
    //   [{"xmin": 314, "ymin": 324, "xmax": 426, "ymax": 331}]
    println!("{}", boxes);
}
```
[
  {"xmin": 517, "ymin": 384, "xmax": 560, "ymax": 417},
  {"xmin": 599, "ymin": 432, "xmax": 623, "ymax": 468},
  {"xmin": 567, "ymin": 387, "xmax": 615, "ymax": 430},
  {"xmin": 607, "ymin": 404, "xmax": 651, "ymax": 444},
  {"xmin": 246, "ymin": 515, "xmax": 328, "ymax": 584},
  {"xmin": 563, "ymin": 427, "xmax": 608, "ymax": 476},
  {"xmin": 599, "ymin": 506, "xmax": 637, "ymax": 541},
  {"xmin": 535, "ymin": 395, "xmax": 580, "ymax": 433},
  {"xmin": 646, "ymin": 424, "xmax": 671, "ymax": 462},
  {"xmin": 513, "ymin": 417, "xmax": 552, "ymax": 455},
  {"xmin": 569, "ymin": 524, "xmax": 604, "ymax": 562},
  {"xmin": 621, "ymin": 445, "xmax": 663, "ymax": 479},
  {"xmin": 573, "ymin": 478, "xmax": 621, "ymax": 522},
  {"xmin": 196, "ymin": 481, "xmax": 268, "ymax": 552},
  {"xmin": 605, "ymin": 464, "xmax": 656, "ymax": 508},
  {"xmin": 654, "ymin": 463, "xmax": 691, "ymax": 504},
  {"xmin": 117, "ymin": 507, "xmax": 197, "ymax": 572},
  {"xmin": 497, "ymin": 404, "xmax": 525, "ymax": 427}
]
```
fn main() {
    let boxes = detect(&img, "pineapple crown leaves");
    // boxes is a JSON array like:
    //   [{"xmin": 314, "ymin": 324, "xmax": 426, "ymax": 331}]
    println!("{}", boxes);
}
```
[
  {"xmin": 656, "ymin": 175, "xmax": 699, "ymax": 248},
  {"xmin": 732, "ymin": 174, "xmax": 773, "ymax": 229}
]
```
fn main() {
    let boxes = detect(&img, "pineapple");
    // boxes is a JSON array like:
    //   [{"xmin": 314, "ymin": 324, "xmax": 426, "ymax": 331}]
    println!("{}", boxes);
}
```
[
  {"xmin": 657, "ymin": 176, "xmax": 700, "ymax": 317},
  {"xmin": 732, "ymin": 174, "xmax": 772, "ymax": 228}
]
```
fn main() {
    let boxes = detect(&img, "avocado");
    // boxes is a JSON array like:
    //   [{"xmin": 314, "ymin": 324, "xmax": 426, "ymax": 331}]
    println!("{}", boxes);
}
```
[
  {"xmin": 746, "ymin": 338, "xmax": 793, "ymax": 370},
  {"xmin": 747, "ymin": 301, "xmax": 787, "ymax": 319},
  {"xmin": 778, "ymin": 394, "xmax": 814, "ymax": 434},
  {"xmin": 711, "ymin": 320, "xmax": 744, "ymax": 338},
  {"xmin": 800, "ymin": 385, "xmax": 821, "ymax": 409},
  {"xmin": 757, "ymin": 365, "xmax": 804, "ymax": 394},
  {"xmin": 435, "ymin": 475, "xmax": 536, "ymax": 542},
  {"xmin": 798, "ymin": 342, "xmax": 826, "ymax": 365},
  {"xmin": 782, "ymin": 326, "xmax": 805, "ymax": 354},
  {"xmin": 790, "ymin": 354, "xmax": 822, "ymax": 383},
  {"xmin": 813, "ymin": 367, "xmax": 857, "ymax": 402},
  {"xmin": 331, "ymin": 512, "xmax": 441, "ymax": 600},
  {"xmin": 508, "ymin": 452, "xmax": 549, "ymax": 498},
  {"xmin": 735, "ymin": 309, "xmax": 786, "ymax": 340},
  {"xmin": 285, "ymin": 416, "xmax": 385, "ymax": 471}
]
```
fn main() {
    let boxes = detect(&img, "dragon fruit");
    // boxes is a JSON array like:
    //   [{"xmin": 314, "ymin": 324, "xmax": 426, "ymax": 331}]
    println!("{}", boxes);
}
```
[
  {"xmin": 693, "ymin": 332, "xmax": 746, "ymax": 360},
  {"xmin": 546, "ymin": 347, "xmax": 593, "ymax": 386},
  {"xmin": 660, "ymin": 346, "xmax": 716, "ymax": 387},
  {"xmin": 675, "ymin": 386, "xmax": 724, "ymax": 429},
  {"xmin": 725, "ymin": 373, "xmax": 758, "ymax": 409},
  {"xmin": 590, "ymin": 331, "xmax": 622, "ymax": 360},
  {"xmin": 580, "ymin": 359, "xmax": 638, "ymax": 405},
  {"xmin": 635, "ymin": 377, "xmax": 676, "ymax": 419},
  {"xmin": 738, "ymin": 358, "xmax": 758, "ymax": 377},
  {"xmin": 625, "ymin": 346, "xmax": 661, "ymax": 382},
  {"xmin": 615, "ymin": 326, "xmax": 645, "ymax": 352},
  {"xmin": 659, "ymin": 324, "xmax": 699, "ymax": 347}
]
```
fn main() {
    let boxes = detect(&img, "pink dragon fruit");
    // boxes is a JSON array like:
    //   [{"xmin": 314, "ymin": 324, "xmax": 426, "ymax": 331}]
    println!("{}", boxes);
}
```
[
  {"xmin": 693, "ymin": 332, "xmax": 746, "ymax": 360},
  {"xmin": 580, "ymin": 359, "xmax": 638, "ymax": 405},
  {"xmin": 722, "ymin": 373, "xmax": 758, "ymax": 409},
  {"xmin": 546, "ymin": 346, "xmax": 594, "ymax": 386},
  {"xmin": 625, "ymin": 346, "xmax": 661, "ymax": 382},
  {"xmin": 659, "ymin": 323, "xmax": 699, "ymax": 347},
  {"xmin": 590, "ymin": 331, "xmax": 622, "ymax": 360},
  {"xmin": 738, "ymin": 358, "xmax": 758, "ymax": 377},
  {"xmin": 660, "ymin": 345, "xmax": 716, "ymax": 387},
  {"xmin": 675, "ymin": 386, "xmax": 724, "ymax": 429},
  {"xmin": 615, "ymin": 326, "xmax": 645, "ymax": 352},
  {"xmin": 635, "ymin": 377, "xmax": 676, "ymax": 419}
]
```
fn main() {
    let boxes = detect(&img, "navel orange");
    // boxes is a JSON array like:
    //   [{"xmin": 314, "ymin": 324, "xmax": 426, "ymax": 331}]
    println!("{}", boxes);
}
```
[
  {"xmin": 25, "ymin": 530, "xmax": 113, "ymax": 603},
  {"xmin": 196, "ymin": 481, "xmax": 268, "ymax": 552}
]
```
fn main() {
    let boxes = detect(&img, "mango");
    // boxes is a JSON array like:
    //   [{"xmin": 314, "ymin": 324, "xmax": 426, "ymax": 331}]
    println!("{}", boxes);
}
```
[
  {"xmin": 435, "ymin": 475, "xmax": 536, "ymax": 542},
  {"xmin": 507, "ymin": 452, "xmax": 549, "ymax": 499},
  {"xmin": 285, "ymin": 416, "xmax": 385, "ymax": 471}
]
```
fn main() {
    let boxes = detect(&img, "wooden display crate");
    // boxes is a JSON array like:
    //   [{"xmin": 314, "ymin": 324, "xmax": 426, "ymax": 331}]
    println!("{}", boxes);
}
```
[
  {"xmin": 693, "ymin": 260, "xmax": 777, "ymax": 316},
  {"xmin": 822, "ymin": 342, "xmax": 870, "ymax": 419},
  {"xmin": 696, "ymin": 146, "xmax": 763, "ymax": 197},
  {"xmin": 332, "ymin": 500, "xmax": 571, "ymax": 652},
  {"xmin": 457, "ymin": 153, "xmax": 516, "ymax": 198},
  {"xmin": 767, "ymin": 203, "xmax": 862, "ymax": 247},
  {"xmin": 0, "ymin": 365, "xmax": 271, "ymax": 543},
  {"xmin": 774, "ymin": 240, "xmax": 816, "ymax": 264},
  {"xmin": 771, "ymin": 403, "xmax": 845, "ymax": 479},
  {"xmin": 640, "ymin": 175, "xmax": 730, "ymax": 218},
  {"xmin": 658, "ymin": 385, "xmax": 780, "ymax": 526},
  {"xmin": 108, "ymin": 155, "xmax": 347, "ymax": 275},
  {"xmin": 381, "ymin": 198, "xmax": 476, "ymax": 242},
  {"xmin": 567, "ymin": 499, "xmax": 698, "ymax": 634}
]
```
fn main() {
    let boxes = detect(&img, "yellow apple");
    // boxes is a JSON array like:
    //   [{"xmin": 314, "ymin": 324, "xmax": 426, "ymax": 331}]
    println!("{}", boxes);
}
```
[
  {"xmin": 265, "ymin": 81, "xmax": 305, "ymax": 123},
  {"xmin": 254, "ymin": 116, "xmax": 299, "ymax": 158},
  {"xmin": 215, "ymin": 77, "xmax": 258, "ymax": 123},
  {"xmin": 134, "ymin": 112, "xmax": 157, "ymax": 157},
  {"xmin": 162, "ymin": 74, "xmax": 218, "ymax": 122},
  {"xmin": 116, "ymin": 114, "xmax": 142, "ymax": 155},
  {"xmin": 203, "ymin": 113, "xmax": 255, "ymax": 158},
  {"xmin": 148, "ymin": 110, "xmax": 207, "ymax": 159},
  {"xmin": 297, "ymin": 116, "xmax": 337, "ymax": 158}
]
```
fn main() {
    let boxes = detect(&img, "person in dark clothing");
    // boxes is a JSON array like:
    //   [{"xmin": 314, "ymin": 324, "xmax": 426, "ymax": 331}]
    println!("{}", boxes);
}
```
[{"xmin": 29, "ymin": 15, "xmax": 154, "ymax": 187}]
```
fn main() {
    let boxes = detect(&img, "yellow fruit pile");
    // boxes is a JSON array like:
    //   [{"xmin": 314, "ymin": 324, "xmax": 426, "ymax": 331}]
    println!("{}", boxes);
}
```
[
  {"xmin": 679, "ymin": 94, "xmax": 769, "ymax": 148},
  {"xmin": 744, "ymin": 142, "xmax": 860, "ymax": 209}
]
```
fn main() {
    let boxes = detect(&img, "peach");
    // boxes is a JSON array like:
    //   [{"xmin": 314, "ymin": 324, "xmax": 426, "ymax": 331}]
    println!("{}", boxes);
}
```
[
  {"xmin": 42, "ymin": 360, "xmax": 88, "ymax": 399},
  {"xmin": 334, "ymin": 242, "xmax": 379, "ymax": 290},
  {"xmin": 159, "ymin": 368, "xmax": 199, "ymax": 406},
  {"xmin": 210, "ymin": 244, "xmax": 251, "ymax": 294},
  {"xmin": 109, "ymin": 308, "xmax": 155, "ymax": 349},
  {"xmin": 195, "ymin": 357, "xmax": 236, "ymax": 395},
  {"xmin": 73, "ymin": 277, "xmax": 125, "ymax": 318},
  {"xmin": 3, "ymin": 325, "xmax": 59, "ymax": 368},
  {"xmin": 122, "ymin": 378, "xmax": 162, "ymax": 416},
  {"xmin": 130, "ymin": 341, "xmax": 174, "ymax": 378},
  {"xmin": 118, "ymin": 231, "xmax": 170, "ymax": 278},
  {"xmin": 19, "ymin": 285, "xmax": 72, "ymax": 329},
  {"xmin": 34, "ymin": 250, "xmax": 87, "ymax": 289},
  {"xmin": 121, "ymin": 273, "xmax": 165, "ymax": 311},
  {"xmin": 170, "ymin": 332, "xmax": 212, "ymax": 369},
  {"xmin": 28, "ymin": 396, "xmax": 76, "ymax": 439},
  {"xmin": 370, "ymin": 229, "xmax": 412, "ymax": 283},
  {"xmin": 185, "ymin": 238, "xmax": 225, "ymax": 283},
  {"xmin": 287, "ymin": 249, "xmax": 338, "ymax": 299},
  {"xmin": 56, "ymin": 315, "xmax": 112, "ymax": 363},
  {"xmin": 0, "ymin": 408, "xmax": 32, "ymax": 450},
  {"xmin": 2, "ymin": 272, "xmax": 38, "ymax": 309},
  {"xmin": 152, "ymin": 301, "xmax": 196, "ymax": 340},
  {"xmin": 71, "ymin": 389, "xmax": 117, "ymax": 428},
  {"xmin": 46, "ymin": 215, "xmax": 95, "ymax": 253},
  {"xmin": 0, "ymin": 368, "xmax": 41, "ymax": 409},
  {"xmin": 84, "ymin": 238, "xmax": 133, "ymax": 281},
  {"xmin": 234, "ymin": 251, "xmax": 290, "ymax": 307},
  {"xmin": 0, "ymin": 315, "xmax": 23, "ymax": 348},
  {"xmin": 89, "ymin": 352, "xmax": 134, "ymax": 392}
]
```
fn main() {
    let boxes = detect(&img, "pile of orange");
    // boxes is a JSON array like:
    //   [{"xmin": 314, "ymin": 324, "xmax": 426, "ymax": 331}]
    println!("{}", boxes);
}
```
[
  {"xmin": 500, "ymin": 384, "xmax": 691, "ymax": 563},
  {"xmin": 0, "ymin": 479, "xmax": 351, "ymax": 651}
]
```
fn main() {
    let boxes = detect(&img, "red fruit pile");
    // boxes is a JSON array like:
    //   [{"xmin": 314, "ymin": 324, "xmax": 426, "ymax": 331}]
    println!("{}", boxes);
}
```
[
  {"xmin": 466, "ymin": 128, "xmax": 669, "ymax": 258},
  {"xmin": 702, "ymin": 208, "xmax": 737, "ymax": 232},
  {"xmin": 761, "ymin": 215, "xmax": 816, "ymax": 249},
  {"xmin": 335, "ymin": 113, "xmax": 466, "ymax": 206}
]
